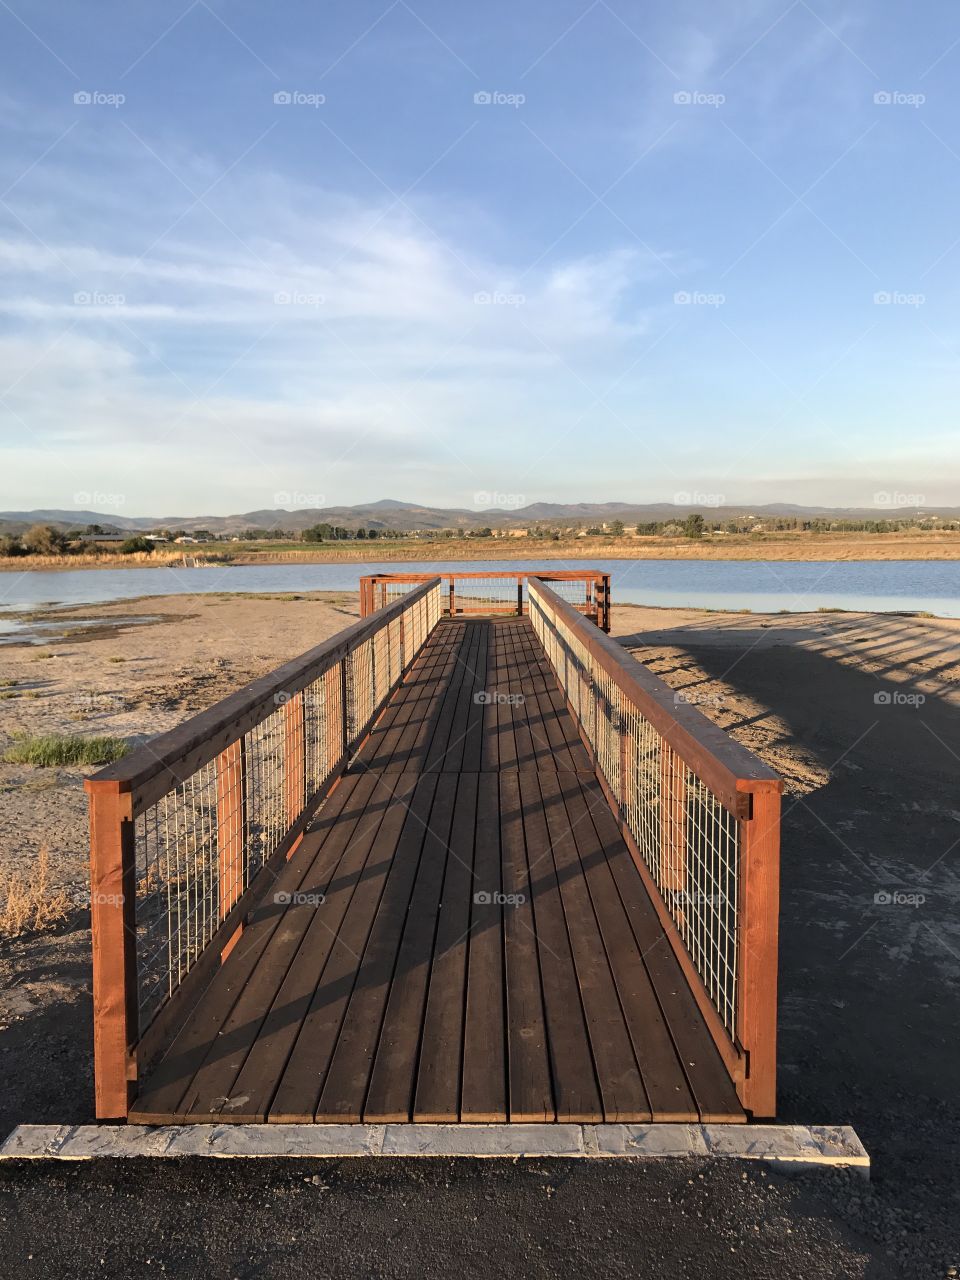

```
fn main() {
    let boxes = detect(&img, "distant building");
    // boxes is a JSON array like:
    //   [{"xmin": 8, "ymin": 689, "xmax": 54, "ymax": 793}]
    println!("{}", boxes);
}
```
[{"xmin": 175, "ymin": 536, "xmax": 199, "ymax": 545}]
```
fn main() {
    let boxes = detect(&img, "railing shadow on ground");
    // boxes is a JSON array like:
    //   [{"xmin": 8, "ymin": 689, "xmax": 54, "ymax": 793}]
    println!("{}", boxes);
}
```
[{"xmin": 615, "ymin": 621, "xmax": 960, "ymax": 1185}]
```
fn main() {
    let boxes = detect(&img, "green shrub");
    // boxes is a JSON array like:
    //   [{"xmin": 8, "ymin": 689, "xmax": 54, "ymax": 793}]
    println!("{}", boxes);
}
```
[
  {"xmin": 3, "ymin": 734, "xmax": 129, "ymax": 767},
  {"xmin": 120, "ymin": 536, "xmax": 155, "ymax": 554}
]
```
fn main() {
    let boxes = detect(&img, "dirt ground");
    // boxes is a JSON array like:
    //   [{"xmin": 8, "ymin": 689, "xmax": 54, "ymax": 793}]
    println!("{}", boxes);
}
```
[{"xmin": 0, "ymin": 592, "xmax": 958, "ymax": 1275}]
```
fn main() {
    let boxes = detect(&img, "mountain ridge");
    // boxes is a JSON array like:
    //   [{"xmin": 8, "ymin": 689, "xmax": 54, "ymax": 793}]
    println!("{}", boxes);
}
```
[{"xmin": 1, "ymin": 499, "xmax": 955, "ymax": 536}]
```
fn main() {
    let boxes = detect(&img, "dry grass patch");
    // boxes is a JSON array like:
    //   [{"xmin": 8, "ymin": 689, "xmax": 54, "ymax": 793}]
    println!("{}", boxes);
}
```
[{"xmin": 0, "ymin": 847, "xmax": 72, "ymax": 937}]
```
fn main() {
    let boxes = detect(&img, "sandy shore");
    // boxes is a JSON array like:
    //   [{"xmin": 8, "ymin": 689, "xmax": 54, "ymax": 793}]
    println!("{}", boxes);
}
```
[{"xmin": 0, "ymin": 591, "xmax": 958, "ymax": 1272}]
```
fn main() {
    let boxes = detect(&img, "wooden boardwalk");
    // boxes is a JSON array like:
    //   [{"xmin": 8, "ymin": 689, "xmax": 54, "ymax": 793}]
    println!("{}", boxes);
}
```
[{"xmin": 130, "ymin": 618, "xmax": 744, "ymax": 1125}]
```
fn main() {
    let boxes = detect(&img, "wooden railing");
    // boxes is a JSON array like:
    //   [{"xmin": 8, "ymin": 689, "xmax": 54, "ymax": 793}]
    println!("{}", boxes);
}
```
[
  {"xmin": 360, "ymin": 570, "xmax": 611, "ymax": 632},
  {"xmin": 528, "ymin": 578, "xmax": 782, "ymax": 1118},
  {"xmin": 85, "ymin": 578, "xmax": 442, "ymax": 1119}
]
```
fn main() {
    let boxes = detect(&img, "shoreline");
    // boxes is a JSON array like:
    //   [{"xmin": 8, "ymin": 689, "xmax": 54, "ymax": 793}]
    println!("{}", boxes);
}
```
[{"xmin": 1, "ymin": 532, "xmax": 959, "ymax": 571}]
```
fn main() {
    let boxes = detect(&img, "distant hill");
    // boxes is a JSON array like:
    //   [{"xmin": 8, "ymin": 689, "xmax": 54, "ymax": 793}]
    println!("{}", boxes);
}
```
[{"xmin": 1, "ymin": 499, "xmax": 957, "ymax": 538}]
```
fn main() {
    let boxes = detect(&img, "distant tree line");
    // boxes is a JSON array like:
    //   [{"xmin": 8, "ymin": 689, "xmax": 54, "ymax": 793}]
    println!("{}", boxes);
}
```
[{"xmin": 2, "ymin": 511, "xmax": 957, "ymax": 558}]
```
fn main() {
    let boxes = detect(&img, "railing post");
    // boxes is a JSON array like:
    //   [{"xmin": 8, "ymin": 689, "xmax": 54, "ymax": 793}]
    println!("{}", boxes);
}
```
[
  {"xmin": 448, "ymin": 578, "xmax": 456, "ymax": 618},
  {"xmin": 737, "ymin": 785, "xmax": 781, "ymax": 1118},
  {"xmin": 517, "ymin": 581, "xmax": 523, "ymax": 617},
  {"xmin": 85, "ymin": 777, "xmax": 138, "ymax": 1120},
  {"xmin": 283, "ymin": 691, "xmax": 307, "ymax": 828},
  {"xmin": 216, "ymin": 739, "xmax": 246, "ymax": 919},
  {"xmin": 659, "ymin": 745, "xmax": 687, "ymax": 907}
]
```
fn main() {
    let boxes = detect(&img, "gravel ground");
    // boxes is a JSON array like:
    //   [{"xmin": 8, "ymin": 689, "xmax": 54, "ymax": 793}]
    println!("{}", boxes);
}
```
[{"xmin": 0, "ymin": 1158, "xmax": 909, "ymax": 1279}]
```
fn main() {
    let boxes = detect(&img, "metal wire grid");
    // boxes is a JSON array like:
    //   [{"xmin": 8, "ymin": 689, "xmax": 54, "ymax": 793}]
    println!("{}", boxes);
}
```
[
  {"xmin": 670, "ymin": 770, "xmax": 739, "ymax": 1037},
  {"xmin": 450, "ymin": 576, "xmax": 521, "ymax": 613},
  {"xmin": 529, "ymin": 585, "xmax": 741, "ymax": 1040},
  {"xmin": 243, "ymin": 704, "xmax": 289, "ymax": 882},
  {"xmin": 134, "ymin": 761, "xmax": 221, "ymax": 1028},
  {"xmin": 130, "ymin": 583, "xmax": 444, "ymax": 1033},
  {"xmin": 537, "ymin": 577, "xmax": 591, "ymax": 612},
  {"xmin": 349, "ymin": 636, "xmax": 375, "ymax": 743},
  {"xmin": 304, "ymin": 666, "xmax": 343, "ymax": 798}
]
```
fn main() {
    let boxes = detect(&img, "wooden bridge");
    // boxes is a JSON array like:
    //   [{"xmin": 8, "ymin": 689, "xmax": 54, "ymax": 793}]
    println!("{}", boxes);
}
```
[{"xmin": 86, "ymin": 572, "xmax": 781, "ymax": 1125}]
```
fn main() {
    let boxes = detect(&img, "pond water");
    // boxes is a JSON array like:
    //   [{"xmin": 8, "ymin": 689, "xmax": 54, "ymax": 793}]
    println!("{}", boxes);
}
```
[{"xmin": 0, "ymin": 558, "xmax": 957, "ymax": 620}]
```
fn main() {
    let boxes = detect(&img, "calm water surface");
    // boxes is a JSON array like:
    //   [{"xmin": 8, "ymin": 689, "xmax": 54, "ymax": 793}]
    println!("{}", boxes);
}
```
[{"xmin": 0, "ymin": 558, "xmax": 957, "ymax": 618}]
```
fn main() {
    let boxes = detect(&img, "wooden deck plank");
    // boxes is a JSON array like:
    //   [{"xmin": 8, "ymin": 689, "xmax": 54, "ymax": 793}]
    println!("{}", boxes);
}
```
[
  {"xmin": 314, "ymin": 775, "xmax": 438, "ymax": 1121},
  {"xmin": 537, "ymin": 770, "xmax": 651, "ymax": 1122},
  {"xmin": 413, "ymin": 772, "xmax": 478, "ymax": 1121},
  {"xmin": 461, "ymin": 772, "xmax": 508, "ymax": 1121},
  {"xmin": 424, "ymin": 623, "xmax": 484, "ymax": 773},
  {"xmin": 362, "ymin": 773, "xmax": 460, "ymax": 1122},
  {"xmin": 265, "ymin": 774, "xmax": 420, "ymax": 1122},
  {"xmin": 517, "ymin": 770, "xmax": 603, "ymax": 1122},
  {"xmin": 356, "ymin": 623, "xmax": 460, "ymax": 772},
  {"xmin": 459, "ymin": 621, "xmax": 488, "ymax": 774},
  {"xmin": 388, "ymin": 622, "xmax": 467, "ymax": 776},
  {"xmin": 500, "ymin": 770, "xmax": 554, "ymax": 1121},
  {"xmin": 550, "ymin": 771, "xmax": 701, "ymax": 1121}
]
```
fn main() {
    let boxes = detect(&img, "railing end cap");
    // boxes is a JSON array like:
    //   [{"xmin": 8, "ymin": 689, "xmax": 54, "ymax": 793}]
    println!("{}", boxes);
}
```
[{"xmin": 84, "ymin": 773, "xmax": 134, "ymax": 795}]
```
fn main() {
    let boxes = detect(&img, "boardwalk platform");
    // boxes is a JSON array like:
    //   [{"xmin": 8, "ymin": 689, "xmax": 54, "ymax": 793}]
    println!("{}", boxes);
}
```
[{"xmin": 130, "ymin": 619, "xmax": 744, "ymax": 1126}]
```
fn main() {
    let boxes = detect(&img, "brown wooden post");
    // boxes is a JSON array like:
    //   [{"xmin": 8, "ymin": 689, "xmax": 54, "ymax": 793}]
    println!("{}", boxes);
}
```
[
  {"xmin": 659, "ymin": 745, "xmax": 687, "ymax": 903},
  {"xmin": 736, "ymin": 784, "xmax": 781, "ymax": 1118},
  {"xmin": 85, "ymin": 777, "xmax": 139, "ymax": 1120},
  {"xmin": 216, "ymin": 739, "xmax": 245, "ymax": 920},
  {"xmin": 448, "ymin": 578, "xmax": 456, "ymax": 617},
  {"xmin": 517, "ymin": 581, "xmax": 523, "ymax": 617},
  {"xmin": 598, "ymin": 575, "xmax": 611, "ymax": 632},
  {"xmin": 283, "ymin": 691, "xmax": 307, "ymax": 828}
]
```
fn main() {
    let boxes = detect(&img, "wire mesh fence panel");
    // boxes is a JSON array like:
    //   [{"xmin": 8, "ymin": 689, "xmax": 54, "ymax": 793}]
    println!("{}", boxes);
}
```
[
  {"xmin": 134, "ymin": 762, "xmax": 221, "ymax": 1029},
  {"xmin": 451, "ymin": 576, "xmax": 519, "ymax": 614}
]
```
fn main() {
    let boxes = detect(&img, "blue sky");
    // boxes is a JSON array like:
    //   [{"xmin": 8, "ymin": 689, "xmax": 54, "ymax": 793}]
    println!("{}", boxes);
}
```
[{"xmin": 1, "ymin": 1, "xmax": 958, "ymax": 516}]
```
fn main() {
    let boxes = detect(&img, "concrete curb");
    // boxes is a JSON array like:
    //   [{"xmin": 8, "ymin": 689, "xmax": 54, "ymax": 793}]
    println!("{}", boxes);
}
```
[{"xmin": 0, "ymin": 1123, "xmax": 869, "ymax": 1175}]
